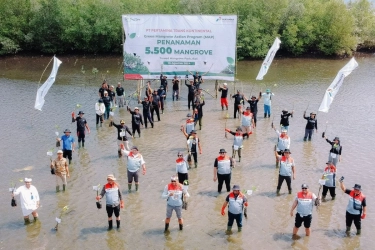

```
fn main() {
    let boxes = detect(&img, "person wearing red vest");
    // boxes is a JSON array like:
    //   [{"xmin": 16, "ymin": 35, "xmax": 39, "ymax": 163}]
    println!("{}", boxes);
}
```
[
  {"xmin": 274, "ymin": 148, "xmax": 295, "ymax": 195},
  {"xmin": 339, "ymin": 179, "xmax": 367, "ymax": 235},
  {"xmin": 175, "ymin": 152, "xmax": 189, "ymax": 184},
  {"xmin": 120, "ymin": 145, "xmax": 146, "ymax": 192},
  {"xmin": 96, "ymin": 174, "xmax": 124, "ymax": 230},
  {"xmin": 161, "ymin": 176, "xmax": 190, "ymax": 233},
  {"xmin": 224, "ymin": 127, "xmax": 247, "ymax": 162},
  {"xmin": 322, "ymin": 161, "xmax": 337, "ymax": 201},
  {"xmin": 221, "ymin": 185, "xmax": 248, "ymax": 234},
  {"xmin": 290, "ymin": 184, "xmax": 319, "ymax": 237},
  {"xmin": 214, "ymin": 149, "xmax": 235, "ymax": 193}
]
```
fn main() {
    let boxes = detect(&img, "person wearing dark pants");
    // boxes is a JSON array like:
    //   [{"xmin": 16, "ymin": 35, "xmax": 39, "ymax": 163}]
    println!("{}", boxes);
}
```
[
  {"xmin": 339, "ymin": 180, "xmax": 367, "ymax": 235},
  {"xmin": 185, "ymin": 80, "xmax": 196, "ymax": 110},
  {"xmin": 303, "ymin": 111, "xmax": 317, "ymax": 141},
  {"xmin": 323, "ymin": 135, "xmax": 342, "ymax": 166},
  {"xmin": 221, "ymin": 185, "xmax": 248, "ymax": 234},
  {"xmin": 181, "ymin": 128, "xmax": 202, "ymax": 168},
  {"xmin": 95, "ymin": 99, "xmax": 105, "ymax": 126},
  {"xmin": 172, "ymin": 76, "xmax": 180, "ymax": 101},
  {"xmin": 214, "ymin": 149, "xmax": 234, "ymax": 193},
  {"xmin": 138, "ymin": 96, "xmax": 153, "ymax": 128},
  {"xmin": 96, "ymin": 175, "xmax": 124, "ymax": 230},
  {"xmin": 102, "ymin": 91, "xmax": 111, "ymax": 120},
  {"xmin": 321, "ymin": 161, "xmax": 336, "ymax": 201},
  {"xmin": 72, "ymin": 111, "xmax": 90, "ymax": 148},
  {"xmin": 275, "ymin": 148, "xmax": 295, "ymax": 195},
  {"xmin": 127, "ymin": 106, "xmax": 143, "ymax": 137},
  {"xmin": 194, "ymin": 100, "xmax": 205, "ymax": 130},
  {"xmin": 244, "ymin": 92, "xmax": 261, "ymax": 127},
  {"xmin": 157, "ymin": 86, "xmax": 166, "ymax": 114},
  {"xmin": 176, "ymin": 152, "xmax": 189, "ymax": 184},
  {"xmin": 231, "ymin": 90, "xmax": 244, "ymax": 119},
  {"xmin": 151, "ymin": 90, "xmax": 161, "ymax": 122},
  {"xmin": 58, "ymin": 129, "xmax": 75, "ymax": 164}
]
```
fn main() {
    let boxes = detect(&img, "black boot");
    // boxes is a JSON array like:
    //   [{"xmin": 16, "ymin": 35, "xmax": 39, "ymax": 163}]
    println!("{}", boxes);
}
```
[
  {"xmin": 116, "ymin": 220, "xmax": 120, "ymax": 229},
  {"xmin": 164, "ymin": 223, "xmax": 169, "ymax": 232},
  {"xmin": 264, "ymin": 113, "xmax": 267, "ymax": 118},
  {"xmin": 82, "ymin": 141, "xmax": 85, "ymax": 148},
  {"xmin": 108, "ymin": 220, "xmax": 113, "ymax": 230},
  {"xmin": 179, "ymin": 224, "xmax": 183, "ymax": 230}
]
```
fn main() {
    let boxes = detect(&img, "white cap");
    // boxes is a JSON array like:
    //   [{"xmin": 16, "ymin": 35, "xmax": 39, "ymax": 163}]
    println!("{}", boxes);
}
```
[
  {"xmin": 223, "ymin": 83, "xmax": 227, "ymax": 86},
  {"xmin": 134, "ymin": 107, "xmax": 139, "ymax": 110},
  {"xmin": 57, "ymin": 150, "xmax": 63, "ymax": 154},
  {"xmin": 24, "ymin": 178, "xmax": 32, "ymax": 182}
]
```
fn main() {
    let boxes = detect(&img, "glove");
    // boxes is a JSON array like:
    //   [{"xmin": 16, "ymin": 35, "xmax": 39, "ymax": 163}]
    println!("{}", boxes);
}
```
[
  {"xmin": 96, "ymin": 196, "xmax": 100, "ymax": 201},
  {"xmin": 71, "ymin": 112, "xmax": 75, "ymax": 118},
  {"xmin": 361, "ymin": 214, "xmax": 366, "ymax": 219},
  {"xmin": 221, "ymin": 206, "xmax": 226, "ymax": 216}
]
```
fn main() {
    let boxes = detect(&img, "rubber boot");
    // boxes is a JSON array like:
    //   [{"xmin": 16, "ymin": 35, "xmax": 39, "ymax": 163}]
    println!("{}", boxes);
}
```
[
  {"xmin": 151, "ymin": 122, "xmax": 154, "ymax": 128},
  {"xmin": 238, "ymin": 227, "xmax": 242, "ymax": 232},
  {"xmin": 128, "ymin": 184, "xmax": 132, "ymax": 192},
  {"xmin": 195, "ymin": 163, "xmax": 198, "ymax": 168},
  {"xmin": 276, "ymin": 189, "xmax": 280, "ymax": 195},
  {"xmin": 332, "ymin": 196, "xmax": 336, "ymax": 200},
  {"xmin": 225, "ymin": 226, "xmax": 232, "ymax": 235},
  {"xmin": 69, "ymin": 159, "xmax": 72, "ymax": 164},
  {"xmin": 264, "ymin": 113, "xmax": 267, "ymax": 118},
  {"xmin": 288, "ymin": 189, "xmax": 292, "ymax": 194},
  {"xmin": 222, "ymin": 106, "xmax": 224, "ymax": 111},
  {"xmin": 82, "ymin": 141, "xmax": 85, "ymax": 148},
  {"xmin": 322, "ymin": 196, "xmax": 326, "ymax": 202},
  {"xmin": 116, "ymin": 220, "xmax": 120, "ymax": 229},
  {"xmin": 268, "ymin": 114, "xmax": 270, "ymax": 118},
  {"xmin": 108, "ymin": 220, "xmax": 113, "ymax": 230},
  {"xmin": 24, "ymin": 218, "xmax": 30, "ymax": 225},
  {"xmin": 303, "ymin": 137, "xmax": 307, "ymax": 141},
  {"xmin": 164, "ymin": 223, "xmax": 169, "ymax": 233},
  {"xmin": 356, "ymin": 229, "xmax": 361, "ymax": 235},
  {"xmin": 56, "ymin": 186, "xmax": 60, "ymax": 192},
  {"xmin": 135, "ymin": 184, "xmax": 139, "ymax": 191},
  {"xmin": 118, "ymin": 150, "xmax": 122, "ymax": 158},
  {"xmin": 239, "ymin": 157, "xmax": 241, "ymax": 162},
  {"xmin": 63, "ymin": 184, "xmax": 66, "ymax": 191},
  {"xmin": 33, "ymin": 217, "xmax": 38, "ymax": 222},
  {"xmin": 78, "ymin": 142, "xmax": 81, "ymax": 149},
  {"xmin": 346, "ymin": 226, "xmax": 351, "ymax": 233},
  {"xmin": 179, "ymin": 224, "xmax": 183, "ymax": 230}
]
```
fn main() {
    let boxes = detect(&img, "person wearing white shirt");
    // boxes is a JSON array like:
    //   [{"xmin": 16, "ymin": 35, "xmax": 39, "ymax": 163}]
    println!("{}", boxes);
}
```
[
  {"xmin": 261, "ymin": 89, "xmax": 274, "ymax": 118},
  {"xmin": 12, "ymin": 178, "xmax": 40, "ymax": 224},
  {"xmin": 95, "ymin": 99, "xmax": 106, "ymax": 126}
]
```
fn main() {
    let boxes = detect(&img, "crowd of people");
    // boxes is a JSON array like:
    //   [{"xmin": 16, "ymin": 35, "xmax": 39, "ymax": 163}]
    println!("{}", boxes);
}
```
[{"xmin": 11, "ymin": 71, "xmax": 366, "ymax": 238}]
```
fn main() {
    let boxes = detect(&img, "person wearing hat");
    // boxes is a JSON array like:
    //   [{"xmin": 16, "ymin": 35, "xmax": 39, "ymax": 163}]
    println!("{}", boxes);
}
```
[
  {"xmin": 184, "ymin": 113, "xmax": 195, "ymax": 135},
  {"xmin": 162, "ymin": 175, "xmax": 190, "ymax": 233},
  {"xmin": 175, "ymin": 152, "xmax": 190, "ymax": 183},
  {"xmin": 12, "ymin": 178, "xmax": 40, "ymax": 224},
  {"xmin": 120, "ymin": 145, "xmax": 146, "ymax": 192},
  {"xmin": 261, "ymin": 89, "xmax": 274, "ymax": 118},
  {"xmin": 323, "ymin": 135, "xmax": 342, "ymax": 166},
  {"xmin": 224, "ymin": 127, "xmax": 246, "ymax": 162},
  {"xmin": 112, "ymin": 119, "xmax": 132, "ymax": 156},
  {"xmin": 50, "ymin": 149, "xmax": 70, "ymax": 192},
  {"xmin": 321, "ymin": 161, "xmax": 336, "ymax": 201},
  {"xmin": 72, "ymin": 111, "xmax": 90, "ymax": 148},
  {"xmin": 116, "ymin": 82, "xmax": 125, "ymax": 108},
  {"xmin": 339, "ymin": 179, "xmax": 367, "ymax": 235},
  {"xmin": 214, "ymin": 149, "xmax": 235, "ymax": 192},
  {"xmin": 231, "ymin": 90, "xmax": 244, "ymax": 119},
  {"xmin": 280, "ymin": 109, "xmax": 294, "ymax": 132},
  {"xmin": 157, "ymin": 85, "xmax": 166, "ymax": 114},
  {"xmin": 244, "ymin": 91, "xmax": 262, "ymax": 127},
  {"xmin": 127, "ymin": 106, "xmax": 144, "ymax": 138},
  {"xmin": 290, "ymin": 184, "xmax": 320, "ymax": 237},
  {"xmin": 150, "ymin": 89, "xmax": 161, "ymax": 121},
  {"xmin": 303, "ymin": 111, "xmax": 317, "ymax": 141},
  {"xmin": 273, "ymin": 127, "xmax": 291, "ymax": 167},
  {"xmin": 185, "ymin": 79, "xmax": 196, "ymax": 110},
  {"xmin": 57, "ymin": 129, "xmax": 75, "ymax": 164},
  {"xmin": 274, "ymin": 147, "xmax": 295, "ymax": 194},
  {"xmin": 241, "ymin": 106, "xmax": 255, "ymax": 137},
  {"xmin": 221, "ymin": 184, "xmax": 248, "ymax": 233},
  {"xmin": 218, "ymin": 83, "xmax": 229, "ymax": 111},
  {"xmin": 181, "ymin": 128, "xmax": 202, "ymax": 168},
  {"xmin": 96, "ymin": 174, "xmax": 124, "ymax": 230},
  {"xmin": 194, "ymin": 99, "xmax": 205, "ymax": 130},
  {"xmin": 98, "ymin": 81, "xmax": 108, "ymax": 98},
  {"xmin": 172, "ymin": 76, "xmax": 180, "ymax": 101},
  {"xmin": 138, "ymin": 96, "xmax": 154, "ymax": 129},
  {"xmin": 102, "ymin": 90, "xmax": 111, "ymax": 120},
  {"xmin": 95, "ymin": 99, "xmax": 105, "ymax": 126}
]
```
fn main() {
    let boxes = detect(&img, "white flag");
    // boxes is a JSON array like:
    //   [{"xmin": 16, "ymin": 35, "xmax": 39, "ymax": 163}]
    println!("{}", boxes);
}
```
[
  {"xmin": 256, "ymin": 37, "xmax": 281, "ymax": 80},
  {"xmin": 318, "ymin": 58, "xmax": 358, "ymax": 113},
  {"xmin": 34, "ymin": 56, "xmax": 62, "ymax": 111}
]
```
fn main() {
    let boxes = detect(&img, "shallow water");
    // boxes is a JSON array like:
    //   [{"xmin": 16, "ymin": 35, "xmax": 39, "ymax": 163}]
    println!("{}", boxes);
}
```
[{"xmin": 0, "ymin": 55, "xmax": 374, "ymax": 249}]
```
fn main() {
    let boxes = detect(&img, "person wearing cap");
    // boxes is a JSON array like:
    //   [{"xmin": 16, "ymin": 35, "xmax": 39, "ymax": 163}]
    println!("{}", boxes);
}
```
[
  {"xmin": 12, "ymin": 178, "xmax": 40, "ymax": 224},
  {"xmin": 280, "ymin": 109, "xmax": 294, "ymax": 132},
  {"xmin": 194, "ymin": 99, "xmax": 205, "ymax": 130},
  {"xmin": 120, "ymin": 145, "xmax": 146, "ymax": 192},
  {"xmin": 321, "ymin": 161, "xmax": 336, "ymax": 201},
  {"xmin": 214, "ymin": 149, "xmax": 235, "ymax": 192},
  {"xmin": 244, "ymin": 92, "xmax": 262, "ymax": 127},
  {"xmin": 102, "ymin": 90, "xmax": 111, "ymax": 120},
  {"xmin": 98, "ymin": 81, "xmax": 108, "ymax": 98},
  {"xmin": 290, "ymin": 184, "xmax": 320, "ymax": 237},
  {"xmin": 172, "ymin": 76, "xmax": 180, "ymax": 101},
  {"xmin": 112, "ymin": 119, "xmax": 132, "ymax": 156},
  {"xmin": 323, "ymin": 135, "xmax": 342, "ymax": 166},
  {"xmin": 224, "ymin": 127, "xmax": 246, "ymax": 162},
  {"xmin": 221, "ymin": 184, "xmax": 248, "ymax": 233},
  {"xmin": 175, "ymin": 152, "xmax": 190, "ymax": 183},
  {"xmin": 150, "ymin": 89, "xmax": 161, "ymax": 121},
  {"xmin": 184, "ymin": 113, "xmax": 195, "ymax": 135},
  {"xmin": 138, "ymin": 96, "xmax": 154, "ymax": 129},
  {"xmin": 95, "ymin": 99, "xmax": 105, "ymax": 126},
  {"xmin": 116, "ymin": 82, "xmax": 125, "ymax": 108},
  {"xmin": 218, "ymin": 83, "xmax": 229, "ymax": 111},
  {"xmin": 181, "ymin": 128, "xmax": 202, "ymax": 168},
  {"xmin": 96, "ymin": 174, "xmax": 124, "ymax": 230},
  {"xmin": 72, "ymin": 111, "xmax": 90, "ymax": 148},
  {"xmin": 162, "ymin": 175, "xmax": 190, "ymax": 232},
  {"xmin": 50, "ymin": 150, "xmax": 70, "ymax": 192},
  {"xmin": 187, "ymin": 70, "xmax": 204, "ymax": 88},
  {"xmin": 127, "ymin": 106, "xmax": 143, "ymax": 138},
  {"xmin": 303, "ymin": 111, "xmax": 317, "ymax": 141},
  {"xmin": 261, "ymin": 89, "xmax": 274, "ymax": 118},
  {"xmin": 241, "ymin": 106, "xmax": 255, "ymax": 137},
  {"xmin": 157, "ymin": 86, "xmax": 166, "ymax": 114},
  {"xmin": 160, "ymin": 74, "xmax": 168, "ymax": 93},
  {"xmin": 108, "ymin": 85, "xmax": 116, "ymax": 108},
  {"xmin": 231, "ymin": 90, "xmax": 244, "ymax": 119},
  {"xmin": 57, "ymin": 129, "xmax": 75, "ymax": 164},
  {"xmin": 273, "ymin": 127, "xmax": 291, "ymax": 167},
  {"xmin": 339, "ymin": 179, "xmax": 367, "ymax": 235},
  {"xmin": 274, "ymin": 147, "xmax": 295, "ymax": 194},
  {"xmin": 185, "ymin": 79, "xmax": 196, "ymax": 110}
]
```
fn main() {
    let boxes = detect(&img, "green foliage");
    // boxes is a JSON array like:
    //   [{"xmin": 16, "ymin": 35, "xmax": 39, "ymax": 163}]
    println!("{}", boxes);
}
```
[
  {"xmin": 124, "ymin": 52, "xmax": 149, "ymax": 73},
  {"xmin": 349, "ymin": 0, "xmax": 375, "ymax": 48}
]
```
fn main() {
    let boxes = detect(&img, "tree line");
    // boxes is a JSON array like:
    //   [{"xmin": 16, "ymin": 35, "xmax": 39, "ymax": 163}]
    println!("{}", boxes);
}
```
[{"xmin": 0, "ymin": 0, "xmax": 374, "ymax": 58}]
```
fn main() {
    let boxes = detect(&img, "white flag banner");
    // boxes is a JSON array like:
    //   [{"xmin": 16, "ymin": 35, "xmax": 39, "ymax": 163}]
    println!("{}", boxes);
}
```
[
  {"xmin": 256, "ymin": 37, "xmax": 281, "ymax": 80},
  {"xmin": 318, "ymin": 58, "xmax": 358, "ymax": 113},
  {"xmin": 34, "ymin": 56, "xmax": 62, "ymax": 111}
]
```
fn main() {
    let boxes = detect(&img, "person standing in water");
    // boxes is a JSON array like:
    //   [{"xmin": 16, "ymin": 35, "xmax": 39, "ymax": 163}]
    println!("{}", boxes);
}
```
[
  {"xmin": 127, "ymin": 106, "xmax": 143, "ymax": 138},
  {"xmin": 323, "ymin": 135, "xmax": 342, "ymax": 166},
  {"xmin": 120, "ymin": 145, "xmax": 146, "ymax": 192},
  {"xmin": 244, "ymin": 93, "xmax": 261, "ymax": 127},
  {"xmin": 303, "ymin": 111, "xmax": 317, "ymax": 141},
  {"xmin": 50, "ymin": 150, "xmax": 70, "ymax": 192},
  {"xmin": 218, "ymin": 83, "xmax": 229, "ymax": 111},
  {"xmin": 224, "ymin": 127, "xmax": 246, "ymax": 162},
  {"xmin": 112, "ymin": 119, "xmax": 132, "ymax": 156},
  {"xmin": 72, "ymin": 111, "xmax": 90, "ymax": 148},
  {"xmin": 12, "ymin": 178, "xmax": 40, "ymax": 224},
  {"xmin": 262, "ymin": 89, "xmax": 274, "ymax": 118},
  {"xmin": 138, "ymin": 96, "xmax": 154, "ymax": 129}
]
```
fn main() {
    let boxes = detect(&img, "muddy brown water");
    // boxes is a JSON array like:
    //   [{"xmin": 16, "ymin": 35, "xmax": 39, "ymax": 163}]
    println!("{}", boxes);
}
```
[{"xmin": 0, "ymin": 55, "xmax": 374, "ymax": 249}]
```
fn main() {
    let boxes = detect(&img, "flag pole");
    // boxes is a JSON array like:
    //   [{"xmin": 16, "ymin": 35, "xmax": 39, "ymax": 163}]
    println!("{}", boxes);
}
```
[{"xmin": 37, "ymin": 56, "xmax": 55, "ymax": 88}]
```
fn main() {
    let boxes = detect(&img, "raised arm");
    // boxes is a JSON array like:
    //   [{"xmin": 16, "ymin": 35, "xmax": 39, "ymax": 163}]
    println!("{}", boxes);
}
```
[{"xmin": 181, "ymin": 125, "xmax": 188, "ymax": 137}]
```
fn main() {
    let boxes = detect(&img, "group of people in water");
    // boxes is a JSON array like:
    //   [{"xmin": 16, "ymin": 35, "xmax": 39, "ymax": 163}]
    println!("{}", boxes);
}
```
[{"xmin": 11, "ymin": 71, "xmax": 366, "ymax": 238}]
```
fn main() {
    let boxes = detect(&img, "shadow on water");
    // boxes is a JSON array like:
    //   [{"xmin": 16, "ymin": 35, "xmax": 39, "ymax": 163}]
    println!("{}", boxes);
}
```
[
  {"xmin": 197, "ymin": 190, "xmax": 220, "ymax": 198},
  {"xmin": 79, "ymin": 226, "xmax": 107, "ymax": 239},
  {"xmin": 273, "ymin": 232, "xmax": 293, "ymax": 242},
  {"xmin": 256, "ymin": 191, "xmax": 278, "ymax": 198}
]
